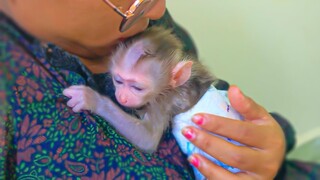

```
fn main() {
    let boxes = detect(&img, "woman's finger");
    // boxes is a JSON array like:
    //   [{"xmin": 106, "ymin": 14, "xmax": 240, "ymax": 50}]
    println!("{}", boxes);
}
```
[
  {"xmin": 188, "ymin": 153, "xmax": 240, "ymax": 180},
  {"xmin": 182, "ymin": 126, "xmax": 263, "ymax": 172},
  {"xmin": 191, "ymin": 113, "xmax": 272, "ymax": 149},
  {"xmin": 228, "ymin": 85, "xmax": 269, "ymax": 122}
]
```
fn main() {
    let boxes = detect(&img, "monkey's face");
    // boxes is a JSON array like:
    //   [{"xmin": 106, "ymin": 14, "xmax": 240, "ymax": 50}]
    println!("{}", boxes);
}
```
[{"xmin": 112, "ymin": 73, "xmax": 154, "ymax": 108}]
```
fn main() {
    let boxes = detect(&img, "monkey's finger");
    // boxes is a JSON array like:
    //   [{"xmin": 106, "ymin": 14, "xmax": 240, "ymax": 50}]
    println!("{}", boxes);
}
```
[
  {"xmin": 67, "ymin": 85, "xmax": 88, "ymax": 90},
  {"xmin": 182, "ymin": 126, "xmax": 262, "ymax": 172},
  {"xmin": 72, "ymin": 103, "xmax": 85, "ymax": 113},
  {"xmin": 66, "ymin": 98, "xmax": 78, "ymax": 108},
  {"xmin": 62, "ymin": 85, "xmax": 88, "ymax": 97},
  {"xmin": 62, "ymin": 88, "xmax": 77, "ymax": 98}
]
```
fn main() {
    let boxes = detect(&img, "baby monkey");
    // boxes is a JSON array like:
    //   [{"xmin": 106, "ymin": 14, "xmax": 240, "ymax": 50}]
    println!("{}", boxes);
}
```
[{"xmin": 63, "ymin": 26, "xmax": 243, "ymax": 179}]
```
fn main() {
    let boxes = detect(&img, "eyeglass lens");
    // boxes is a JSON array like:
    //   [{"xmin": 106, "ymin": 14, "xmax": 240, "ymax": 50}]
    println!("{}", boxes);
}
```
[{"xmin": 120, "ymin": 0, "xmax": 155, "ymax": 32}]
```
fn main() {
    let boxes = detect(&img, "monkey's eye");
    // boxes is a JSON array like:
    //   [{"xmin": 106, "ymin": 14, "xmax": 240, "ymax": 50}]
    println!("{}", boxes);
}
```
[
  {"xmin": 114, "ymin": 79, "xmax": 123, "ymax": 85},
  {"xmin": 132, "ymin": 86, "xmax": 143, "ymax": 91}
]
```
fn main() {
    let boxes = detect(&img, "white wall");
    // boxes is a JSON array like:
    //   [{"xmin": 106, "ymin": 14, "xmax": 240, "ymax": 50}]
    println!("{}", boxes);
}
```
[{"xmin": 167, "ymin": 0, "xmax": 320, "ymax": 146}]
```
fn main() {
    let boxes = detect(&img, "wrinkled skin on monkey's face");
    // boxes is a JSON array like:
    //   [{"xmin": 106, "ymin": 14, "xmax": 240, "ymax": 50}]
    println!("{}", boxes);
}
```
[{"xmin": 111, "ymin": 61, "xmax": 156, "ymax": 108}]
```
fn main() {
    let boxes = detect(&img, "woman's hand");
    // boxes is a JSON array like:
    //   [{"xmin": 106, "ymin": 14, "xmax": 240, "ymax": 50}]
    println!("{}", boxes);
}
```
[{"xmin": 182, "ymin": 85, "xmax": 286, "ymax": 179}]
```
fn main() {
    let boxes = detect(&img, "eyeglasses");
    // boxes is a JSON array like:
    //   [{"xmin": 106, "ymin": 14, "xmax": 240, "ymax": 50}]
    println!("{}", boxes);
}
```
[{"xmin": 103, "ymin": 0, "xmax": 156, "ymax": 32}]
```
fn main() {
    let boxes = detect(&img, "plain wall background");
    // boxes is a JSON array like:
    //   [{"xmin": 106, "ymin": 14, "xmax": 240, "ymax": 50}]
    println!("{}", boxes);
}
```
[{"xmin": 167, "ymin": 0, "xmax": 320, "ymax": 147}]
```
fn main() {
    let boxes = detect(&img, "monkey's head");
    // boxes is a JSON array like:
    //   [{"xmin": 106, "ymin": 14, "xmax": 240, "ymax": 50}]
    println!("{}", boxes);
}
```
[{"xmin": 109, "ymin": 26, "xmax": 193, "ymax": 109}]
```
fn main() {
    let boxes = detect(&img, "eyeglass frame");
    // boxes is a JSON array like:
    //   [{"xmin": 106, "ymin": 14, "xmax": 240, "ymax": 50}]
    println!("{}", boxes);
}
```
[{"xmin": 103, "ymin": 0, "xmax": 154, "ymax": 32}]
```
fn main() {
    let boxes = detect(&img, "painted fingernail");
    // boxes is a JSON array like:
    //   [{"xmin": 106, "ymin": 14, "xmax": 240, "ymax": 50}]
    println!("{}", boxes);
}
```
[
  {"xmin": 192, "ymin": 115, "xmax": 204, "ymax": 126},
  {"xmin": 182, "ymin": 127, "xmax": 196, "ymax": 140},
  {"xmin": 188, "ymin": 155, "xmax": 200, "ymax": 168}
]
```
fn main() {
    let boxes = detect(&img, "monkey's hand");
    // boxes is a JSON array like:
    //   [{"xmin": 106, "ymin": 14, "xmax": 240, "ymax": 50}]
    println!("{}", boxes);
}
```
[
  {"xmin": 63, "ymin": 85, "xmax": 102, "ymax": 113},
  {"xmin": 63, "ymin": 86, "xmax": 163, "ymax": 153}
]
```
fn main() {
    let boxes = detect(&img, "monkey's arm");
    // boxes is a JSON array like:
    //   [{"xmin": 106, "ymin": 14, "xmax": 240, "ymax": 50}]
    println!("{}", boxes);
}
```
[{"xmin": 63, "ymin": 85, "xmax": 164, "ymax": 153}]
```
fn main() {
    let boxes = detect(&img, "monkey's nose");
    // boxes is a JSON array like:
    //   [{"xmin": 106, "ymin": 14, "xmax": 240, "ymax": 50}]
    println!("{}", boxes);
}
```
[{"xmin": 120, "ymin": 97, "xmax": 127, "ymax": 104}]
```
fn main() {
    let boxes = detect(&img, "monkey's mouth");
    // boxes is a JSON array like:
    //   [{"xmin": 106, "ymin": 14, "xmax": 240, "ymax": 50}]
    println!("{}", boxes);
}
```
[
  {"xmin": 117, "ymin": 100, "xmax": 143, "ymax": 109},
  {"xmin": 119, "ymin": 103, "xmax": 144, "ymax": 110},
  {"xmin": 121, "ymin": 104, "xmax": 143, "ymax": 109},
  {"xmin": 135, "ymin": 106, "xmax": 144, "ymax": 110}
]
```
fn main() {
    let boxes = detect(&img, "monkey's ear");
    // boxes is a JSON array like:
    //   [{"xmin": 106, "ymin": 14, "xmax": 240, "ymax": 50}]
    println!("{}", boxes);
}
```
[{"xmin": 170, "ymin": 61, "xmax": 193, "ymax": 87}]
